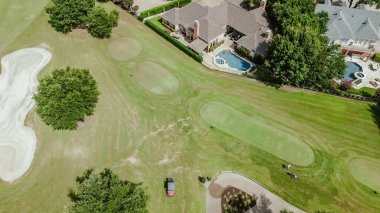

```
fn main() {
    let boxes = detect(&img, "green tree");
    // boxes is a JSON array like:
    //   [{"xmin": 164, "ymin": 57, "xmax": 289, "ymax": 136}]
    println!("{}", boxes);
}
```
[
  {"xmin": 34, "ymin": 67, "xmax": 100, "ymax": 130},
  {"xmin": 243, "ymin": 0, "xmax": 260, "ymax": 9},
  {"xmin": 88, "ymin": 7, "xmax": 119, "ymax": 38},
  {"xmin": 121, "ymin": 0, "xmax": 134, "ymax": 10},
  {"xmin": 46, "ymin": 0, "xmax": 95, "ymax": 33},
  {"xmin": 265, "ymin": 0, "xmax": 345, "ymax": 88},
  {"xmin": 68, "ymin": 168, "xmax": 149, "ymax": 213},
  {"xmin": 347, "ymin": 0, "xmax": 380, "ymax": 8}
]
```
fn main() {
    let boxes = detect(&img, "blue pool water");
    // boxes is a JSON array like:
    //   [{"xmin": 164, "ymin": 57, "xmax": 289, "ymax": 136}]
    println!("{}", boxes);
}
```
[
  {"xmin": 217, "ymin": 50, "xmax": 251, "ymax": 71},
  {"xmin": 344, "ymin": 62, "xmax": 363, "ymax": 81}
]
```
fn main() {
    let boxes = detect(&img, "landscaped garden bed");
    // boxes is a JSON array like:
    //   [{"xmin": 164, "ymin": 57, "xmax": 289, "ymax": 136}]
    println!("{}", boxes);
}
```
[{"xmin": 221, "ymin": 187, "xmax": 256, "ymax": 213}]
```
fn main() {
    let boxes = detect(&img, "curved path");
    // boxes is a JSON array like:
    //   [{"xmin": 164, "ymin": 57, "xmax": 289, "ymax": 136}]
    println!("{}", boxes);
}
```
[
  {"xmin": 0, "ymin": 48, "xmax": 51, "ymax": 182},
  {"xmin": 205, "ymin": 171, "xmax": 305, "ymax": 213}
]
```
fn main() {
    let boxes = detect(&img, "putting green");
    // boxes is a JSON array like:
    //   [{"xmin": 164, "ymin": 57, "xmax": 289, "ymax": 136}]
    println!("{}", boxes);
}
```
[
  {"xmin": 108, "ymin": 37, "xmax": 141, "ymax": 61},
  {"xmin": 200, "ymin": 101, "xmax": 314, "ymax": 166},
  {"xmin": 348, "ymin": 158, "xmax": 380, "ymax": 192},
  {"xmin": 133, "ymin": 61, "xmax": 179, "ymax": 95}
]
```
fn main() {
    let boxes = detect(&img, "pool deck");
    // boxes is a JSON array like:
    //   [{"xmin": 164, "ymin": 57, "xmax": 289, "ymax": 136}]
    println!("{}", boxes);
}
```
[
  {"xmin": 345, "ymin": 56, "xmax": 380, "ymax": 89},
  {"xmin": 203, "ymin": 39, "xmax": 254, "ymax": 75}
]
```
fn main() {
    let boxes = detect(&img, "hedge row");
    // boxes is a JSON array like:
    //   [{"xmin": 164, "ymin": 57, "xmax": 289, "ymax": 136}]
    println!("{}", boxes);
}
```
[
  {"xmin": 138, "ymin": 0, "xmax": 191, "ymax": 20},
  {"xmin": 145, "ymin": 19, "xmax": 203, "ymax": 63}
]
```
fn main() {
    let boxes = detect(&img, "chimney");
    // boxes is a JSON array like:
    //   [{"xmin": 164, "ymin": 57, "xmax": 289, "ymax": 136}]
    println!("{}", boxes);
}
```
[
  {"xmin": 260, "ymin": 0, "xmax": 267, "ymax": 10},
  {"xmin": 194, "ymin": 20, "xmax": 200, "ymax": 40}
]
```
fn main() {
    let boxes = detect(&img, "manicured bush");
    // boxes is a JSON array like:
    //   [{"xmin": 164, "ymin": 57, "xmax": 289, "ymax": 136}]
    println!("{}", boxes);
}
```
[
  {"xmin": 138, "ymin": 0, "xmax": 191, "ymax": 20},
  {"xmin": 340, "ymin": 80, "xmax": 353, "ymax": 91},
  {"xmin": 145, "ymin": 18, "xmax": 203, "ymax": 62},
  {"xmin": 374, "ymin": 53, "xmax": 380, "ymax": 63},
  {"xmin": 35, "ymin": 67, "xmax": 100, "ymax": 130}
]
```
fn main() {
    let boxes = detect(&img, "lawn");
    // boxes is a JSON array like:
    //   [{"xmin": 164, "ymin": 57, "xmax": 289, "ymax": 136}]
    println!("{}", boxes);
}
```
[{"xmin": 0, "ymin": 1, "xmax": 380, "ymax": 213}]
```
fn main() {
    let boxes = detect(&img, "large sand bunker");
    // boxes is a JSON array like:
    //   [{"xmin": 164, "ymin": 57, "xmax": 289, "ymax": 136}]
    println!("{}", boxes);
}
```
[{"xmin": 0, "ymin": 48, "xmax": 51, "ymax": 182}]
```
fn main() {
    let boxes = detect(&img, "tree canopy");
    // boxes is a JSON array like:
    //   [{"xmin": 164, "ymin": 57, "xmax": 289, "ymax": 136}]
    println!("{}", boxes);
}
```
[
  {"xmin": 34, "ymin": 67, "xmax": 100, "ymax": 130},
  {"xmin": 46, "ymin": 0, "xmax": 119, "ymax": 37},
  {"xmin": 265, "ymin": 0, "xmax": 345, "ymax": 88},
  {"xmin": 68, "ymin": 168, "xmax": 149, "ymax": 213},
  {"xmin": 46, "ymin": 0, "xmax": 95, "ymax": 33},
  {"xmin": 88, "ymin": 6, "xmax": 119, "ymax": 38}
]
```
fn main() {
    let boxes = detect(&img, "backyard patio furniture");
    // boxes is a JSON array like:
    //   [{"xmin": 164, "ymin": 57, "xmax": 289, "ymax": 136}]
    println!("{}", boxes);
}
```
[
  {"xmin": 370, "ymin": 63, "xmax": 379, "ymax": 71},
  {"xmin": 375, "ymin": 78, "xmax": 380, "ymax": 82},
  {"xmin": 369, "ymin": 81, "xmax": 379, "ymax": 87}
]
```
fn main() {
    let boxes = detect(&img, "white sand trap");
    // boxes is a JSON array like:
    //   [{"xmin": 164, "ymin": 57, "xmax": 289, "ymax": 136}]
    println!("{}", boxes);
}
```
[{"xmin": 0, "ymin": 48, "xmax": 51, "ymax": 182}]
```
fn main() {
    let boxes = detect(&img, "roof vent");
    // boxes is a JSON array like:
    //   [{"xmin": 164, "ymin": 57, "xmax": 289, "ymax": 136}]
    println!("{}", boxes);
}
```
[{"xmin": 362, "ymin": 20, "xmax": 367, "ymax": 24}]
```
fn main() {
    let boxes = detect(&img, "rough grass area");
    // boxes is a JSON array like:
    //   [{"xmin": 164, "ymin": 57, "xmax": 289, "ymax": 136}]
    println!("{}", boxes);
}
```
[
  {"xmin": 0, "ymin": 1, "xmax": 380, "ymax": 213},
  {"xmin": 133, "ymin": 61, "xmax": 180, "ymax": 95},
  {"xmin": 348, "ymin": 158, "xmax": 380, "ymax": 192},
  {"xmin": 200, "ymin": 101, "xmax": 314, "ymax": 166}
]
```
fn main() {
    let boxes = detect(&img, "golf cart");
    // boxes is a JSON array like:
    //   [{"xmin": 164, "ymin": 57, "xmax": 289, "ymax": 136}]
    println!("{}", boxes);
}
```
[{"xmin": 166, "ymin": 178, "xmax": 175, "ymax": 197}]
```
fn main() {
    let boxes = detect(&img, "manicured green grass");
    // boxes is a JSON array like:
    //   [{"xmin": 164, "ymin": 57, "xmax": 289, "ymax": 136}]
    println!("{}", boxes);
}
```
[
  {"xmin": 0, "ymin": 1, "xmax": 380, "ymax": 213},
  {"xmin": 348, "ymin": 158, "xmax": 380, "ymax": 192},
  {"xmin": 200, "ymin": 101, "xmax": 314, "ymax": 166},
  {"xmin": 348, "ymin": 87, "xmax": 377, "ymax": 97},
  {"xmin": 133, "ymin": 61, "xmax": 180, "ymax": 95}
]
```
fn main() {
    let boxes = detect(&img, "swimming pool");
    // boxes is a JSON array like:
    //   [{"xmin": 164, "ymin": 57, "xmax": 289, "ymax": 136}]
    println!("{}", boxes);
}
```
[
  {"xmin": 215, "ymin": 58, "xmax": 225, "ymax": 65},
  {"xmin": 216, "ymin": 50, "xmax": 251, "ymax": 71},
  {"xmin": 344, "ymin": 62, "xmax": 363, "ymax": 81}
]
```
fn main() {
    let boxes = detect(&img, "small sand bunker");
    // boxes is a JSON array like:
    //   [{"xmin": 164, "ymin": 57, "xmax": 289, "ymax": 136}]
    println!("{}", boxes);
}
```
[
  {"xmin": 108, "ymin": 37, "xmax": 141, "ymax": 61},
  {"xmin": 349, "ymin": 158, "xmax": 380, "ymax": 192},
  {"xmin": 133, "ymin": 61, "xmax": 180, "ymax": 95},
  {"xmin": 0, "ymin": 48, "xmax": 51, "ymax": 182}
]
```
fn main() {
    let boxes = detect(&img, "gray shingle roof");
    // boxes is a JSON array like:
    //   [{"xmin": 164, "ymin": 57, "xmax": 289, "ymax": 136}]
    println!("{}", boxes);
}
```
[
  {"xmin": 162, "ymin": 0, "xmax": 270, "ymax": 45},
  {"xmin": 315, "ymin": 4, "xmax": 380, "ymax": 41}
]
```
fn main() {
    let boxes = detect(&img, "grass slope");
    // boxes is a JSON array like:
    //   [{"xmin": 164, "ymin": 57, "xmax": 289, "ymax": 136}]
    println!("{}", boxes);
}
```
[
  {"xmin": 200, "ymin": 101, "xmax": 314, "ymax": 166},
  {"xmin": 0, "ymin": 1, "xmax": 379, "ymax": 213}
]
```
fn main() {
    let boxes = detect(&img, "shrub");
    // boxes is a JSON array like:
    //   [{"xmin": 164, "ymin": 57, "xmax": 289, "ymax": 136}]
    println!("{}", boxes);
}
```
[
  {"xmin": 373, "ymin": 53, "xmax": 380, "ymax": 63},
  {"xmin": 340, "ymin": 80, "xmax": 352, "ymax": 91},
  {"xmin": 88, "ymin": 7, "xmax": 119, "ymax": 38},
  {"xmin": 145, "ymin": 19, "xmax": 203, "ymax": 62},
  {"xmin": 138, "ymin": 0, "xmax": 191, "ymax": 20},
  {"xmin": 35, "ymin": 67, "xmax": 100, "ymax": 130}
]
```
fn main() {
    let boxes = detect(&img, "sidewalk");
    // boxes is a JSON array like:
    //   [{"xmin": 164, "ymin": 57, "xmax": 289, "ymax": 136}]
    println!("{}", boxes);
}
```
[{"xmin": 205, "ymin": 171, "xmax": 306, "ymax": 213}]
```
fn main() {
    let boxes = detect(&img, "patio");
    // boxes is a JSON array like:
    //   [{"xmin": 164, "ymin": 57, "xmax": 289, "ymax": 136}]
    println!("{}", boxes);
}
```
[{"xmin": 345, "ymin": 55, "xmax": 380, "ymax": 89}]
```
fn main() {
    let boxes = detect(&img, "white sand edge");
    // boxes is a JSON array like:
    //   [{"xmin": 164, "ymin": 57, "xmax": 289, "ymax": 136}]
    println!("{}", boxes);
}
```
[{"xmin": 0, "ymin": 48, "xmax": 52, "ymax": 182}]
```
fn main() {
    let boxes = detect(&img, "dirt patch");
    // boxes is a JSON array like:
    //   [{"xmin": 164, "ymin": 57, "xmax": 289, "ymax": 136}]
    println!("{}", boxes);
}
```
[{"xmin": 108, "ymin": 37, "xmax": 141, "ymax": 61}]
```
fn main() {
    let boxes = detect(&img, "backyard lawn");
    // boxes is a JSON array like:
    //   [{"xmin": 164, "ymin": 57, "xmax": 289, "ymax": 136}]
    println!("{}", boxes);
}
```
[{"xmin": 0, "ymin": 1, "xmax": 380, "ymax": 212}]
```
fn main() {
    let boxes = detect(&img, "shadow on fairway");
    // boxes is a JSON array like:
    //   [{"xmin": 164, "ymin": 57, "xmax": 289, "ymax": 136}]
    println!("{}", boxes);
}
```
[{"xmin": 369, "ymin": 104, "xmax": 380, "ymax": 131}]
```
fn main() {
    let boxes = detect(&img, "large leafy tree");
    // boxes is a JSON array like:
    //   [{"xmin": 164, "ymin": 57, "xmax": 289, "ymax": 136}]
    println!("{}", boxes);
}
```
[
  {"xmin": 46, "ymin": 0, "xmax": 95, "ymax": 33},
  {"xmin": 68, "ymin": 168, "xmax": 149, "ymax": 213},
  {"xmin": 88, "ymin": 6, "xmax": 119, "ymax": 38},
  {"xmin": 347, "ymin": 0, "xmax": 380, "ymax": 8},
  {"xmin": 265, "ymin": 0, "xmax": 345, "ymax": 88},
  {"xmin": 34, "ymin": 67, "xmax": 100, "ymax": 130}
]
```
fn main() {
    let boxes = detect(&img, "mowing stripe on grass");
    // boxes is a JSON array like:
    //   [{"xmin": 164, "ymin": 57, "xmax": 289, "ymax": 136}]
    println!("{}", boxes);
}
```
[
  {"xmin": 133, "ymin": 61, "xmax": 179, "ymax": 95},
  {"xmin": 200, "ymin": 101, "xmax": 314, "ymax": 166},
  {"xmin": 348, "ymin": 158, "xmax": 380, "ymax": 192}
]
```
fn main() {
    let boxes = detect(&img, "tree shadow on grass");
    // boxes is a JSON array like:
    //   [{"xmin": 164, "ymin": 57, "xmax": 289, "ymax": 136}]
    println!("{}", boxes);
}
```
[{"xmin": 369, "ymin": 104, "xmax": 380, "ymax": 131}]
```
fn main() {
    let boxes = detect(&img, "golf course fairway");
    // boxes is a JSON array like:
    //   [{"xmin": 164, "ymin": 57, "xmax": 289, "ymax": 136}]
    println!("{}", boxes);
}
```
[{"xmin": 200, "ymin": 101, "xmax": 314, "ymax": 166}]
